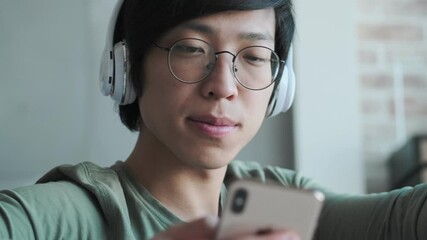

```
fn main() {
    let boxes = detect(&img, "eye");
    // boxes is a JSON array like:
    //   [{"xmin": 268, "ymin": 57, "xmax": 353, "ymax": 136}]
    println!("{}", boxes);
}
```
[
  {"xmin": 173, "ymin": 44, "xmax": 206, "ymax": 56},
  {"xmin": 242, "ymin": 54, "xmax": 269, "ymax": 66},
  {"xmin": 244, "ymin": 55, "xmax": 268, "ymax": 64},
  {"xmin": 240, "ymin": 47, "xmax": 271, "ymax": 66}
]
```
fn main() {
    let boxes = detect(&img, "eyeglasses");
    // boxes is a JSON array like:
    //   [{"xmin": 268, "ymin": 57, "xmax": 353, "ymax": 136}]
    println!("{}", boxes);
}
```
[{"xmin": 153, "ymin": 38, "xmax": 284, "ymax": 91}]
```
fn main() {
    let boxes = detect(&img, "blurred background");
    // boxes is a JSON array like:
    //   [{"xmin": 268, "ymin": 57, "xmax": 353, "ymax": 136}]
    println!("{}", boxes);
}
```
[{"xmin": 1, "ymin": 0, "xmax": 426, "ymax": 194}]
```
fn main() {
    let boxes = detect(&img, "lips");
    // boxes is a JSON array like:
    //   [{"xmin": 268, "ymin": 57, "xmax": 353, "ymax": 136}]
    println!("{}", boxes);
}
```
[
  {"xmin": 189, "ymin": 115, "xmax": 238, "ymax": 126},
  {"xmin": 187, "ymin": 115, "xmax": 239, "ymax": 137}
]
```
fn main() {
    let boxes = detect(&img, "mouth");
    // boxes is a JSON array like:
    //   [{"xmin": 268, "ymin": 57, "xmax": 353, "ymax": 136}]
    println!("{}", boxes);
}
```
[
  {"xmin": 187, "ymin": 115, "xmax": 239, "ymax": 137},
  {"xmin": 189, "ymin": 115, "xmax": 238, "ymax": 126}
]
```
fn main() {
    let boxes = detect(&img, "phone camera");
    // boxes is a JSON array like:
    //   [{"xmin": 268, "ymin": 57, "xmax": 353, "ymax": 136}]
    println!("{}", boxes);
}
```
[{"xmin": 231, "ymin": 188, "xmax": 248, "ymax": 214}]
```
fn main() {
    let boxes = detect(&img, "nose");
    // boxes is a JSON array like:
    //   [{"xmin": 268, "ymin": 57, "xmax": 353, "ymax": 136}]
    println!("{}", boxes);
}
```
[{"xmin": 200, "ymin": 51, "xmax": 238, "ymax": 100}]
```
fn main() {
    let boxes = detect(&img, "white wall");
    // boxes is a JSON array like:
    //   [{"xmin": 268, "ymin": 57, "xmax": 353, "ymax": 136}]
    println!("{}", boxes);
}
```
[
  {"xmin": 293, "ymin": 1, "xmax": 365, "ymax": 193},
  {"xmin": 0, "ymin": 0, "xmax": 136, "ymax": 189}
]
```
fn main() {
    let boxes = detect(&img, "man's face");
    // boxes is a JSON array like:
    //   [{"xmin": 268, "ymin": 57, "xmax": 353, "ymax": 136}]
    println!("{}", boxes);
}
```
[{"xmin": 138, "ymin": 9, "xmax": 276, "ymax": 169}]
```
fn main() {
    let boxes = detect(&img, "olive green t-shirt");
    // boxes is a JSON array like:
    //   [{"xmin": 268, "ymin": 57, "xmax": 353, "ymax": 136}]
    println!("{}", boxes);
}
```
[{"xmin": 1, "ymin": 160, "xmax": 427, "ymax": 239}]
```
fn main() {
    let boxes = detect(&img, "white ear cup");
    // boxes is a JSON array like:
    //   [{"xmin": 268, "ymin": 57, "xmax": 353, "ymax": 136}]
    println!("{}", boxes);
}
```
[
  {"xmin": 266, "ymin": 46, "xmax": 296, "ymax": 117},
  {"xmin": 100, "ymin": 46, "xmax": 114, "ymax": 97},
  {"xmin": 111, "ymin": 41, "xmax": 136, "ymax": 105}
]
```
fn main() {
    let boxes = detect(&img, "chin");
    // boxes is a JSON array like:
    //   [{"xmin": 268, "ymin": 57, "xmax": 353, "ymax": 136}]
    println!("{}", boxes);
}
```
[
  {"xmin": 184, "ymin": 150, "xmax": 236, "ymax": 170},
  {"xmin": 193, "ymin": 157, "xmax": 231, "ymax": 170},
  {"xmin": 173, "ymin": 138, "xmax": 244, "ymax": 170}
]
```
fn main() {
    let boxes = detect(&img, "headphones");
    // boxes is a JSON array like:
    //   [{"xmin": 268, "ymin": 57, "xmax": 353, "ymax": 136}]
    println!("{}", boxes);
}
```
[
  {"xmin": 99, "ymin": 0, "xmax": 136, "ymax": 105},
  {"xmin": 99, "ymin": 0, "xmax": 296, "ymax": 117}
]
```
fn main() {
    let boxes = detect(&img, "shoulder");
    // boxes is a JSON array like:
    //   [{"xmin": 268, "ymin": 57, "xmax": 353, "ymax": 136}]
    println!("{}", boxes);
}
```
[
  {"xmin": 226, "ymin": 160, "xmax": 322, "ymax": 190},
  {"xmin": 0, "ymin": 161, "xmax": 128, "ymax": 240},
  {"xmin": 37, "ymin": 161, "xmax": 118, "ymax": 185},
  {"xmin": 37, "ymin": 161, "xmax": 126, "ymax": 205},
  {"xmin": 0, "ymin": 179, "xmax": 108, "ymax": 239}
]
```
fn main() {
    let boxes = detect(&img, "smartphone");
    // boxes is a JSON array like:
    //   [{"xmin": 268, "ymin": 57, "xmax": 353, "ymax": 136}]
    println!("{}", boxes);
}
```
[{"xmin": 215, "ymin": 179, "xmax": 324, "ymax": 240}]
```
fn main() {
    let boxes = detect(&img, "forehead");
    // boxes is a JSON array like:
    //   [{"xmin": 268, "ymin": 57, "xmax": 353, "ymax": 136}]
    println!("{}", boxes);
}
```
[{"xmin": 162, "ymin": 8, "xmax": 276, "ymax": 45}]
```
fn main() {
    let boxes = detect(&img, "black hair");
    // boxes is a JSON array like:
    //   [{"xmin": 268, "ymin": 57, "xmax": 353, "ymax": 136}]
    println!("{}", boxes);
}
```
[{"xmin": 115, "ymin": 0, "xmax": 295, "ymax": 131}]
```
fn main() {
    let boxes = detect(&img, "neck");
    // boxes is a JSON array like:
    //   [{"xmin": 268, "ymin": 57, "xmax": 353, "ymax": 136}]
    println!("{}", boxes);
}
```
[{"xmin": 125, "ymin": 131, "xmax": 228, "ymax": 221}]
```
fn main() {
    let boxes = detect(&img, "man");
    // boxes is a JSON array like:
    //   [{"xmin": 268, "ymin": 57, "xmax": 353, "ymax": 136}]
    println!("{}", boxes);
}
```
[{"xmin": 1, "ymin": 0, "xmax": 427, "ymax": 239}]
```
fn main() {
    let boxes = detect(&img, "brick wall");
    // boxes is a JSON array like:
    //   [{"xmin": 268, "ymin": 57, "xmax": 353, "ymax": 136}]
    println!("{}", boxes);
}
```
[{"xmin": 357, "ymin": 0, "xmax": 427, "ymax": 192}]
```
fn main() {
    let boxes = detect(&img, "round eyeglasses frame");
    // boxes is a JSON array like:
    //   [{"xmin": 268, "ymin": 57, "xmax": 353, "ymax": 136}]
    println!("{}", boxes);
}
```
[{"xmin": 153, "ymin": 38, "xmax": 285, "ymax": 91}]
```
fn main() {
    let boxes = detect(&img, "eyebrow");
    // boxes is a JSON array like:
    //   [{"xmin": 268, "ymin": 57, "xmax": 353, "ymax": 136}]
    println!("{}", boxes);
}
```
[
  {"xmin": 180, "ymin": 22, "xmax": 274, "ymax": 42},
  {"xmin": 180, "ymin": 22, "xmax": 215, "ymax": 35},
  {"xmin": 238, "ymin": 32, "xmax": 274, "ymax": 42}
]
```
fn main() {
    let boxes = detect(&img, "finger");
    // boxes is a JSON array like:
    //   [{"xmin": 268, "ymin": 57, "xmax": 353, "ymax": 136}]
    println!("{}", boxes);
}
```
[
  {"xmin": 264, "ymin": 230, "xmax": 300, "ymax": 240},
  {"xmin": 227, "ymin": 230, "xmax": 301, "ymax": 240},
  {"xmin": 153, "ymin": 215, "xmax": 219, "ymax": 240}
]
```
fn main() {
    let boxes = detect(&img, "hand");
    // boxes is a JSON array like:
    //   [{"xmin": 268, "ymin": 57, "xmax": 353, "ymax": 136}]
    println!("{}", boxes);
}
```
[
  {"xmin": 152, "ymin": 216, "xmax": 301, "ymax": 240},
  {"xmin": 225, "ymin": 230, "xmax": 300, "ymax": 240}
]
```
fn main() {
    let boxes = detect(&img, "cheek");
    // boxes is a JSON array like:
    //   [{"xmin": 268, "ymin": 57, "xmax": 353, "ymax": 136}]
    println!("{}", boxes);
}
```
[
  {"xmin": 246, "ymin": 87, "xmax": 274, "ymax": 117},
  {"xmin": 139, "ymin": 59, "xmax": 171, "ymax": 123},
  {"xmin": 139, "ymin": 68, "xmax": 194, "ymax": 126},
  {"xmin": 242, "ymin": 87, "xmax": 274, "ymax": 134},
  {"xmin": 141, "ymin": 56, "xmax": 175, "ymax": 104}
]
